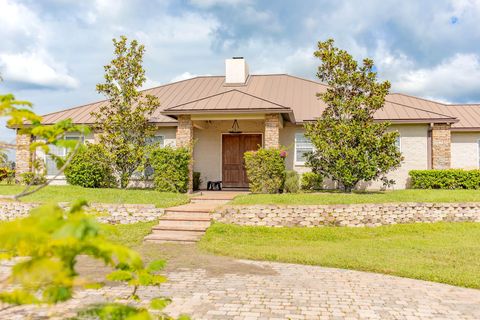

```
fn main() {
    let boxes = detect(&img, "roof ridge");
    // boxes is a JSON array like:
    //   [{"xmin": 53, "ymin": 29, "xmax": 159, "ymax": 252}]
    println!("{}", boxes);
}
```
[
  {"xmin": 388, "ymin": 92, "xmax": 448, "ymax": 106},
  {"xmin": 164, "ymin": 88, "xmax": 291, "ymax": 111},
  {"xmin": 385, "ymin": 100, "xmax": 457, "ymax": 120}
]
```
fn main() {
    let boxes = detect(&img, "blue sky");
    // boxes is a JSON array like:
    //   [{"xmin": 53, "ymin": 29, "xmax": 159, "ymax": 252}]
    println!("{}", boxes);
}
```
[{"xmin": 2, "ymin": 0, "xmax": 480, "ymax": 143}]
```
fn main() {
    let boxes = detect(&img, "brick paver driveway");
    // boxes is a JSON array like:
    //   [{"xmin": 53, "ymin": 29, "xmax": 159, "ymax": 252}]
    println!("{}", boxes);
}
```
[{"xmin": 2, "ymin": 259, "xmax": 480, "ymax": 319}]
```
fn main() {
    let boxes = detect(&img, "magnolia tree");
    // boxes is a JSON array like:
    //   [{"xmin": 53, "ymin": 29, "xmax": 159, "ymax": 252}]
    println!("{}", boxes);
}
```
[
  {"xmin": 304, "ymin": 39, "xmax": 402, "ymax": 192},
  {"xmin": 0, "ymin": 84, "xmax": 187, "ymax": 319},
  {"xmin": 92, "ymin": 36, "xmax": 160, "ymax": 189}
]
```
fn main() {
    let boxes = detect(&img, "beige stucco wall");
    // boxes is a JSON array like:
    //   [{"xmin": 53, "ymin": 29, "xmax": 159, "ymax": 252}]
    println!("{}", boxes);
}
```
[
  {"xmin": 284, "ymin": 124, "xmax": 429, "ymax": 190},
  {"xmin": 451, "ymin": 132, "xmax": 480, "ymax": 169},
  {"xmin": 193, "ymin": 119, "xmax": 265, "ymax": 189}
]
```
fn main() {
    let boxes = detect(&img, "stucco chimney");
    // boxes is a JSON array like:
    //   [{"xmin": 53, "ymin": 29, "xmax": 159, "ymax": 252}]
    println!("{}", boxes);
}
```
[{"xmin": 225, "ymin": 57, "xmax": 249, "ymax": 85}]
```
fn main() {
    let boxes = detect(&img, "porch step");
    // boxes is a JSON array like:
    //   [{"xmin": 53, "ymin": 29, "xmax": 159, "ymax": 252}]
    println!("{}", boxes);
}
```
[
  {"xmin": 153, "ymin": 220, "xmax": 210, "ymax": 231},
  {"xmin": 162, "ymin": 211, "xmax": 211, "ymax": 221}
]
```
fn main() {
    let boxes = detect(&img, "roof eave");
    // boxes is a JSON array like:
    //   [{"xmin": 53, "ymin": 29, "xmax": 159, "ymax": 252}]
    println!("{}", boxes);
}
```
[{"xmin": 162, "ymin": 109, "xmax": 292, "ymax": 116}]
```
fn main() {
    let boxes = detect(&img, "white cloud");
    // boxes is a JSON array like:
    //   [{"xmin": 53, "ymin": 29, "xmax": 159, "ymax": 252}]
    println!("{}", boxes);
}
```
[
  {"xmin": 189, "ymin": 0, "xmax": 247, "ymax": 8},
  {"xmin": 142, "ymin": 77, "xmax": 162, "ymax": 89},
  {"xmin": 0, "ymin": 52, "xmax": 78, "ymax": 89},
  {"xmin": 393, "ymin": 53, "xmax": 480, "ymax": 100},
  {"xmin": 170, "ymin": 72, "xmax": 208, "ymax": 83}
]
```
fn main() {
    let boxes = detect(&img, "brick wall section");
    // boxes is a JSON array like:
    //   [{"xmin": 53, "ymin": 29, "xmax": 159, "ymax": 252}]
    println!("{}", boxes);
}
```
[
  {"xmin": 212, "ymin": 203, "xmax": 480, "ymax": 227},
  {"xmin": 264, "ymin": 113, "xmax": 280, "ymax": 148},
  {"xmin": 15, "ymin": 132, "xmax": 32, "ymax": 180},
  {"xmin": 0, "ymin": 201, "xmax": 164, "ymax": 224},
  {"xmin": 431, "ymin": 123, "xmax": 451, "ymax": 169},
  {"xmin": 176, "ymin": 115, "xmax": 194, "ymax": 192}
]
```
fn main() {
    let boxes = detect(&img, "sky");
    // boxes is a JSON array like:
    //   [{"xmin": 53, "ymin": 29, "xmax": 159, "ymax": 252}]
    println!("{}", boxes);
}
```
[{"xmin": 2, "ymin": 0, "xmax": 480, "ymax": 144}]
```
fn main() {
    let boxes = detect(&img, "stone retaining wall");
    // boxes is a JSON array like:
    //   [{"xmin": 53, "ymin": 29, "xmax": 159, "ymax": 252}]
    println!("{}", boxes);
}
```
[
  {"xmin": 0, "ymin": 201, "xmax": 164, "ymax": 224},
  {"xmin": 212, "ymin": 203, "xmax": 480, "ymax": 227}
]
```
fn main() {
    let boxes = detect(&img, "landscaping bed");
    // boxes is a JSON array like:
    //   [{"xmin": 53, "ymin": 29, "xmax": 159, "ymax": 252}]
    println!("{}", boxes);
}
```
[
  {"xmin": 230, "ymin": 189, "xmax": 480, "ymax": 205},
  {"xmin": 0, "ymin": 185, "xmax": 189, "ymax": 208},
  {"xmin": 199, "ymin": 222, "xmax": 480, "ymax": 289}
]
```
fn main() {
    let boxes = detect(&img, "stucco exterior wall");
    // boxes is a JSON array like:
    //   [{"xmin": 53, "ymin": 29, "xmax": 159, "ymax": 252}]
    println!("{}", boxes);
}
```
[
  {"xmin": 451, "ymin": 132, "xmax": 480, "ymax": 169},
  {"xmin": 284, "ymin": 124, "xmax": 429, "ymax": 190},
  {"xmin": 193, "ymin": 119, "xmax": 264, "ymax": 189}
]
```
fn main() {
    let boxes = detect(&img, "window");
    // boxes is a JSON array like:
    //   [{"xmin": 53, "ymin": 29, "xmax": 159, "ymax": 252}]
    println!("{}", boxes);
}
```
[
  {"xmin": 395, "ymin": 136, "xmax": 401, "ymax": 151},
  {"xmin": 147, "ymin": 135, "xmax": 164, "ymax": 147},
  {"xmin": 295, "ymin": 133, "xmax": 314, "ymax": 164},
  {"xmin": 143, "ymin": 135, "xmax": 165, "ymax": 179},
  {"xmin": 45, "ymin": 136, "xmax": 83, "ymax": 176}
]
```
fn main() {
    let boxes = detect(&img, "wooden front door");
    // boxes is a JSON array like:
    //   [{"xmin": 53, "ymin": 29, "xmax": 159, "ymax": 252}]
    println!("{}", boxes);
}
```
[{"xmin": 222, "ymin": 134, "xmax": 262, "ymax": 188}]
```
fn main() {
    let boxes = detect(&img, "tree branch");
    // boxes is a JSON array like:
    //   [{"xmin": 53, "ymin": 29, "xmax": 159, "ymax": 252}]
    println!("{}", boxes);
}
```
[{"xmin": 6, "ymin": 138, "xmax": 83, "ymax": 201}]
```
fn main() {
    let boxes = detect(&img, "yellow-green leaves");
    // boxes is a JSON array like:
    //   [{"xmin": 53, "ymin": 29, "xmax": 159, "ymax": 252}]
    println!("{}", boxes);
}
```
[{"xmin": 0, "ymin": 202, "xmax": 165, "ymax": 307}]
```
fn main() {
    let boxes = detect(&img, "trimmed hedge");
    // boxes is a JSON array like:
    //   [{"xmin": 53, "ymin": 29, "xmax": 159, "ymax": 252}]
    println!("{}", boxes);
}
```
[
  {"xmin": 65, "ymin": 143, "xmax": 116, "ymax": 188},
  {"xmin": 301, "ymin": 172, "xmax": 324, "ymax": 191},
  {"xmin": 150, "ymin": 146, "xmax": 191, "ymax": 193},
  {"xmin": 409, "ymin": 169, "xmax": 480, "ymax": 189},
  {"xmin": 244, "ymin": 148, "xmax": 286, "ymax": 194}
]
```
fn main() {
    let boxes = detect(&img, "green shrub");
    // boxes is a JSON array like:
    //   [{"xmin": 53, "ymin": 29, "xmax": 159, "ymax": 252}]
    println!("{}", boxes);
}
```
[
  {"xmin": 301, "ymin": 172, "xmax": 324, "ymax": 191},
  {"xmin": 150, "ymin": 146, "xmax": 191, "ymax": 193},
  {"xmin": 0, "ymin": 167, "xmax": 7, "ymax": 182},
  {"xmin": 409, "ymin": 169, "xmax": 480, "ymax": 189},
  {"xmin": 193, "ymin": 172, "xmax": 201, "ymax": 191},
  {"xmin": 20, "ymin": 172, "xmax": 46, "ymax": 185},
  {"xmin": 283, "ymin": 170, "xmax": 299, "ymax": 193},
  {"xmin": 64, "ymin": 143, "xmax": 116, "ymax": 188},
  {"xmin": 244, "ymin": 148, "xmax": 286, "ymax": 194}
]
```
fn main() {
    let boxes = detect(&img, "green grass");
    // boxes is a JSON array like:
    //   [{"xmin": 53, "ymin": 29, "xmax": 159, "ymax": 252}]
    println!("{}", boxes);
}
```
[
  {"xmin": 103, "ymin": 221, "xmax": 157, "ymax": 248},
  {"xmin": 199, "ymin": 222, "xmax": 480, "ymax": 288},
  {"xmin": 230, "ymin": 189, "xmax": 480, "ymax": 205},
  {"xmin": 0, "ymin": 185, "xmax": 189, "ymax": 208}
]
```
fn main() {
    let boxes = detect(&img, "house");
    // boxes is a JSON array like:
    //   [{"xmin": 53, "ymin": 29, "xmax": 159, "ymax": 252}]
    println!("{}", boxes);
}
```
[{"xmin": 13, "ymin": 57, "xmax": 480, "ymax": 191}]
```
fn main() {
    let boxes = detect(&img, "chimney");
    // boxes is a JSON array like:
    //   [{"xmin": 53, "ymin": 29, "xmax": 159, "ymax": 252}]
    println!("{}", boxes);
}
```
[{"xmin": 225, "ymin": 57, "xmax": 249, "ymax": 85}]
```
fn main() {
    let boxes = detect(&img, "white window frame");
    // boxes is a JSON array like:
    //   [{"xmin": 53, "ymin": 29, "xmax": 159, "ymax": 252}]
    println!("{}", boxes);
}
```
[
  {"xmin": 294, "ymin": 132, "xmax": 314, "ymax": 165},
  {"xmin": 395, "ymin": 135, "xmax": 401, "ymax": 152},
  {"xmin": 44, "ymin": 135, "xmax": 84, "ymax": 177}
]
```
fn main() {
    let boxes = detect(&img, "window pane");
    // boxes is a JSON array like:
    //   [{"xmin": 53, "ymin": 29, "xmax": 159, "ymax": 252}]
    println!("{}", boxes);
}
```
[
  {"xmin": 147, "ymin": 135, "xmax": 164, "ymax": 147},
  {"xmin": 45, "ymin": 136, "xmax": 81, "ymax": 176},
  {"xmin": 295, "ymin": 133, "xmax": 313, "ymax": 163}
]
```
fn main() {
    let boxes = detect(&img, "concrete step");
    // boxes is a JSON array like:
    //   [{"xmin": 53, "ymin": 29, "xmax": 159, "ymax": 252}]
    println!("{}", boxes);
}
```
[
  {"xmin": 154, "ymin": 220, "xmax": 210, "ymax": 231},
  {"xmin": 190, "ymin": 199, "xmax": 229, "ymax": 205},
  {"xmin": 144, "ymin": 230, "xmax": 203, "ymax": 243},
  {"xmin": 161, "ymin": 211, "xmax": 211, "ymax": 221}
]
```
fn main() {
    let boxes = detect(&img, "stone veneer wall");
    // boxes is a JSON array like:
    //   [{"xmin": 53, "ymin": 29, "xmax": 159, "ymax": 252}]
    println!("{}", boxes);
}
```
[
  {"xmin": 0, "ymin": 201, "xmax": 164, "ymax": 224},
  {"xmin": 15, "ymin": 132, "xmax": 32, "ymax": 180},
  {"xmin": 212, "ymin": 203, "xmax": 480, "ymax": 227},
  {"xmin": 176, "ymin": 115, "xmax": 194, "ymax": 193},
  {"xmin": 264, "ymin": 113, "xmax": 280, "ymax": 148},
  {"xmin": 431, "ymin": 123, "xmax": 451, "ymax": 169}
]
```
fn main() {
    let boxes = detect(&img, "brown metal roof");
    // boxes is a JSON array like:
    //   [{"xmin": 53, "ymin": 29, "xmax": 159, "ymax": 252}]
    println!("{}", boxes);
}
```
[{"xmin": 39, "ymin": 74, "xmax": 479, "ymax": 127}]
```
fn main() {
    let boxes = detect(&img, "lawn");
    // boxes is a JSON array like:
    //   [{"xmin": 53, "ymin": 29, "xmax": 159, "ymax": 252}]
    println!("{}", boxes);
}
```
[
  {"xmin": 230, "ymin": 189, "xmax": 480, "ymax": 205},
  {"xmin": 0, "ymin": 185, "xmax": 189, "ymax": 208},
  {"xmin": 199, "ymin": 222, "xmax": 480, "ymax": 289}
]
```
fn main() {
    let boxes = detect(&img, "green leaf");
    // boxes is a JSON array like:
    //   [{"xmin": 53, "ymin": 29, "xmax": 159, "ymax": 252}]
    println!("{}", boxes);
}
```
[
  {"xmin": 106, "ymin": 270, "xmax": 133, "ymax": 282},
  {"xmin": 0, "ymin": 290, "xmax": 39, "ymax": 305},
  {"xmin": 146, "ymin": 259, "xmax": 166, "ymax": 272},
  {"xmin": 149, "ymin": 297, "xmax": 171, "ymax": 310}
]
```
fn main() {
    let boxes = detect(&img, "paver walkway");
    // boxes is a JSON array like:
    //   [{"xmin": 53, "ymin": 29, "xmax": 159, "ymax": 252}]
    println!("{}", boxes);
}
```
[{"xmin": 2, "ymin": 259, "xmax": 479, "ymax": 319}]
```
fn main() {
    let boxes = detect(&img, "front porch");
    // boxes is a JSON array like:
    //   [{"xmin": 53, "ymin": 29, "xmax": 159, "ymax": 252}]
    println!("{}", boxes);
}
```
[{"xmin": 173, "ymin": 113, "xmax": 287, "ymax": 192}]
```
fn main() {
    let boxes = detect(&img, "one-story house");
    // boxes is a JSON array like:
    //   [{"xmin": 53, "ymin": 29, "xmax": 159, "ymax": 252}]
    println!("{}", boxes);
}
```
[{"xmin": 13, "ymin": 57, "xmax": 480, "ymax": 191}]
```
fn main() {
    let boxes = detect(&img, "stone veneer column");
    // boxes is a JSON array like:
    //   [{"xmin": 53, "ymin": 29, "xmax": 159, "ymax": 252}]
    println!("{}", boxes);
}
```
[
  {"xmin": 264, "ymin": 113, "xmax": 280, "ymax": 148},
  {"xmin": 15, "ymin": 131, "xmax": 33, "ymax": 180},
  {"xmin": 431, "ymin": 123, "xmax": 451, "ymax": 169},
  {"xmin": 176, "ymin": 115, "xmax": 194, "ymax": 193}
]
